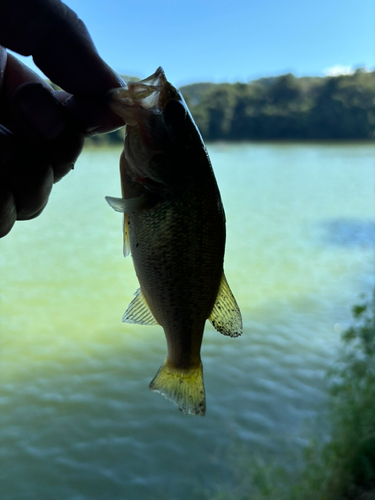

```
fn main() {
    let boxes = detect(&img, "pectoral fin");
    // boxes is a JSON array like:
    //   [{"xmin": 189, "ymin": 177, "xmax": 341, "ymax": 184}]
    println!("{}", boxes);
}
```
[
  {"xmin": 106, "ymin": 196, "xmax": 153, "ymax": 257},
  {"xmin": 105, "ymin": 195, "xmax": 150, "ymax": 213},
  {"xmin": 208, "ymin": 273, "xmax": 242, "ymax": 338},
  {"xmin": 122, "ymin": 288, "xmax": 158, "ymax": 325}
]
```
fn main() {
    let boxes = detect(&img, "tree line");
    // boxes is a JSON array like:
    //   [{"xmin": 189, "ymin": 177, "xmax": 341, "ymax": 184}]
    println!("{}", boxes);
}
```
[{"xmin": 88, "ymin": 69, "xmax": 375, "ymax": 144}]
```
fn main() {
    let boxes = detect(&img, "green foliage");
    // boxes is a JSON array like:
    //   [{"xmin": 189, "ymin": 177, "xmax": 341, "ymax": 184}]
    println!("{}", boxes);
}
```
[
  {"xmin": 204, "ymin": 291, "xmax": 375, "ymax": 500},
  {"xmin": 181, "ymin": 70, "xmax": 375, "ymax": 141},
  {"xmin": 322, "ymin": 292, "xmax": 375, "ymax": 499}
]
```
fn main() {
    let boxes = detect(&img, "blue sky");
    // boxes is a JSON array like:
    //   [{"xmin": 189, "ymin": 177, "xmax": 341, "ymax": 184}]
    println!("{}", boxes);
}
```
[{"xmin": 14, "ymin": 0, "xmax": 375, "ymax": 86}]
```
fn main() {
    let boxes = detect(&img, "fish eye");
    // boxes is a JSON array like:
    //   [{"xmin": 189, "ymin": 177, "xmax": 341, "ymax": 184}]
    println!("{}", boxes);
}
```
[{"xmin": 164, "ymin": 100, "xmax": 186, "ymax": 130}]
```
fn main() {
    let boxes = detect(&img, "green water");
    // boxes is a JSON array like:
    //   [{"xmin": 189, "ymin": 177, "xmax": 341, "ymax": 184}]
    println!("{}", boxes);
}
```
[{"xmin": 1, "ymin": 142, "xmax": 374, "ymax": 499}]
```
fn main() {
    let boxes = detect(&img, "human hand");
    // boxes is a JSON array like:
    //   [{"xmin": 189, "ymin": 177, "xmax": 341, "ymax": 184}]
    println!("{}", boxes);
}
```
[{"xmin": 0, "ymin": 0, "xmax": 125, "ymax": 237}]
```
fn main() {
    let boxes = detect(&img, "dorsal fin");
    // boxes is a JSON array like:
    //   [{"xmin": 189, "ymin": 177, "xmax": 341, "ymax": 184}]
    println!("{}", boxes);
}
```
[
  {"xmin": 122, "ymin": 288, "xmax": 158, "ymax": 325},
  {"xmin": 208, "ymin": 273, "xmax": 242, "ymax": 338}
]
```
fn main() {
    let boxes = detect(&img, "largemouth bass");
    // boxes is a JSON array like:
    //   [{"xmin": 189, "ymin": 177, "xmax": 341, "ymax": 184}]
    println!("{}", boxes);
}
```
[{"xmin": 106, "ymin": 68, "xmax": 242, "ymax": 416}]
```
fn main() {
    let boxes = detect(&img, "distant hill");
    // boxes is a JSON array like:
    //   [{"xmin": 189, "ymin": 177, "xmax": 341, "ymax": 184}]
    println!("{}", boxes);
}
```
[
  {"xmin": 85, "ymin": 69, "xmax": 375, "ymax": 144},
  {"xmin": 179, "ymin": 69, "xmax": 375, "ymax": 141},
  {"xmin": 178, "ymin": 82, "xmax": 216, "ymax": 105}
]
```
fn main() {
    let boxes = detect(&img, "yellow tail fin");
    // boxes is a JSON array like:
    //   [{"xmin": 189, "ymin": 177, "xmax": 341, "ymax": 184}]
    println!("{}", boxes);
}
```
[{"xmin": 149, "ymin": 360, "xmax": 206, "ymax": 416}]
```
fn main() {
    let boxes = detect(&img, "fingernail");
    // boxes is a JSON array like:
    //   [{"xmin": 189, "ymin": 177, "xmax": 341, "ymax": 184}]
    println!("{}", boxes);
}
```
[{"xmin": 11, "ymin": 83, "xmax": 66, "ymax": 140}]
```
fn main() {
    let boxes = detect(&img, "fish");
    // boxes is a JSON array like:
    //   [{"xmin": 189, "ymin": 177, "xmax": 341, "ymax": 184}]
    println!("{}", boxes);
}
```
[{"xmin": 106, "ymin": 67, "xmax": 242, "ymax": 416}]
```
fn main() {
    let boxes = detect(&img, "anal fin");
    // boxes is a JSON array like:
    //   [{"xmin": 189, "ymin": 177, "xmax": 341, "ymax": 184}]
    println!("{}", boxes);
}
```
[{"xmin": 208, "ymin": 273, "xmax": 242, "ymax": 337}]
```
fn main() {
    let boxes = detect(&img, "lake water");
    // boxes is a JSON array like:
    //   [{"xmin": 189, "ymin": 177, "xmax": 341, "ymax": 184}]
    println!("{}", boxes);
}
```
[{"xmin": 1, "ymin": 142, "xmax": 374, "ymax": 499}]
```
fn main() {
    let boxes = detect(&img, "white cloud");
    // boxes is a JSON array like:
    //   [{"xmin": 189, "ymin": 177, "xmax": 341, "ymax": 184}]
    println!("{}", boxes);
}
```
[{"xmin": 323, "ymin": 65, "xmax": 355, "ymax": 77}]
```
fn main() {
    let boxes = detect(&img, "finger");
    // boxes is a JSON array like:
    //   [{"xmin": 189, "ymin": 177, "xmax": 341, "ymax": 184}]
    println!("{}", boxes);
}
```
[
  {"xmin": 0, "ymin": 0, "xmax": 123, "ymax": 95},
  {"xmin": 10, "ymin": 82, "xmax": 67, "ymax": 140},
  {"xmin": 0, "ymin": 0, "xmax": 59, "ymax": 55},
  {"xmin": 2, "ymin": 58, "xmax": 123, "ymax": 138},
  {"xmin": 52, "ymin": 87, "xmax": 125, "ymax": 136},
  {"xmin": 0, "ymin": 138, "xmax": 53, "ymax": 224},
  {"xmin": 0, "ymin": 123, "xmax": 15, "ymax": 165},
  {"xmin": 0, "ymin": 53, "xmax": 55, "ymax": 131},
  {"xmin": 0, "ymin": 184, "xmax": 17, "ymax": 237},
  {"xmin": 8, "ymin": 158, "xmax": 54, "ymax": 221},
  {"xmin": 62, "ymin": 94, "xmax": 125, "ymax": 136},
  {"xmin": 0, "ymin": 123, "xmax": 17, "ymax": 236},
  {"xmin": 1, "ymin": 53, "xmax": 52, "ymax": 101},
  {"xmin": 9, "ymin": 83, "xmax": 85, "ymax": 183},
  {"xmin": 47, "ymin": 130, "xmax": 84, "ymax": 183},
  {"xmin": 0, "ymin": 111, "xmax": 77, "ymax": 229},
  {"xmin": 0, "ymin": 117, "xmax": 56, "ymax": 221},
  {"xmin": 53, "ymin": 90, "xmax": 125, "ymax": 136}
]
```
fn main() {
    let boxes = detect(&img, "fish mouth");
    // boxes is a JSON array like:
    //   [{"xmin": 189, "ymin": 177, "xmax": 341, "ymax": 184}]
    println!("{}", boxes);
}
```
[
  {"xmin": 136, "ymin": 67, "xmax": 167, "ymax": 89},
  {"xmin": 107, "ymin": 67, "xmax": 167, "ymax": 122},
  {"xmin": 107, "ymin": 67, "xmax": 187, "ymax": 196}
]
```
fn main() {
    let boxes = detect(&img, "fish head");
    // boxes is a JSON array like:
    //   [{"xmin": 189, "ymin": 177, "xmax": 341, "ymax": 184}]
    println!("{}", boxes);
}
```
[{"xmin": 107, "ymin": 68, "xmax": 196, "ymax": 196}]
